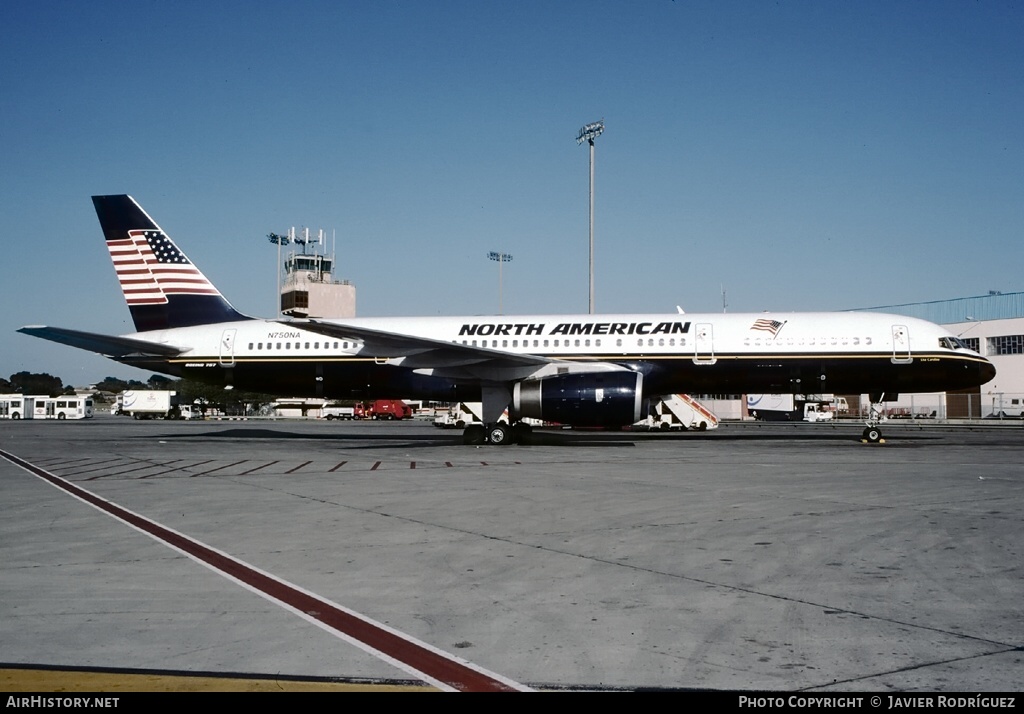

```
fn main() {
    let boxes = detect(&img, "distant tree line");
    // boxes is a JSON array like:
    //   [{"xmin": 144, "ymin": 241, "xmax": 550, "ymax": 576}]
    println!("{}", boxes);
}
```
[
  {"xmin": 2, "ymin": 371, "xmax": 277, "ymax": 416},
  {"xmin": 1, "ymin": 372, "xmax": 76, "ymax": 397}
]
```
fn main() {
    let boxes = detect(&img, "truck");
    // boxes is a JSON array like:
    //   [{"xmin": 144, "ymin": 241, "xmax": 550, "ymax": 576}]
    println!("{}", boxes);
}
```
[
  {"xmin": 747, "ymin": 394, "xmax": 836, "ymax": 422},
  {"xmin": 119, "ymin": 390, "xmax": 181, "ymax": 419},
  {"xmin": 321, "ymin": 404, "xmax": 356, "ymax": 420},
  {"xmin": 356, "ymin": 400, "xmax": 413, "ymax": 420}
]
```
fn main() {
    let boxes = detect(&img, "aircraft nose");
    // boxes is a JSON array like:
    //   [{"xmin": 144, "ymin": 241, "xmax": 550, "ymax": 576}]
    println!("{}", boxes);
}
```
[{"xmin": 979, "ymin": 359, "xmax": 996, "ymax": 385}]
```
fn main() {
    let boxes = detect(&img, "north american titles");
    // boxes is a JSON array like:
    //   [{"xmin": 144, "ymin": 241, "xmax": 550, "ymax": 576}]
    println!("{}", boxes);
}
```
[{"xmin": 458, "ymin": 321, "xmax": 691, "ymax": 337}]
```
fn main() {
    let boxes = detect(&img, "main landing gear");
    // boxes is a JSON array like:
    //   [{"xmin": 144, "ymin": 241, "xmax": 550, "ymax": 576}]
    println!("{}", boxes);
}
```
[
  {"xmin": 461, "ymin": 384, "xmax": 535, "ymax": 445},
  {"xmin": 462, "ymin": 421, "xmax": 534, "ymax": 446}
]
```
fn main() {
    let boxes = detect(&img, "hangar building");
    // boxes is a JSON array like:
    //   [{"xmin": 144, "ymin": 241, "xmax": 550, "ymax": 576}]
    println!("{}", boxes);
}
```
[{"xmin": 853, "ymin": 291, "xmax": 1024, "ymax": 417}]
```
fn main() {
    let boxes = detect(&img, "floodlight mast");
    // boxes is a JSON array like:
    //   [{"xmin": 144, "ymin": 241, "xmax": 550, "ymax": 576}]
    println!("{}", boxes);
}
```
[
  {"xmin": 576, "ymin": 120, "xmax": 604, "ymax": 314},
  {"xmin": 487, "ymin": 251, "xmax": 513, "ymax": 314}
]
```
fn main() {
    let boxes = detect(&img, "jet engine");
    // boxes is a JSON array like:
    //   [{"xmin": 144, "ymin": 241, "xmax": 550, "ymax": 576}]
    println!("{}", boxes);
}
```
[{"xmin": 512, "ymin": 371, "xmax": 645, "ymax": 427}]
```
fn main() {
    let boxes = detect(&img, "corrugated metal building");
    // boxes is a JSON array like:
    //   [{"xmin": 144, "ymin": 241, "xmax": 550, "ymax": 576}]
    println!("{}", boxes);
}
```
[{"xmin": 850, "ymin": 291, "xmax": 1024, "ymax": 324}]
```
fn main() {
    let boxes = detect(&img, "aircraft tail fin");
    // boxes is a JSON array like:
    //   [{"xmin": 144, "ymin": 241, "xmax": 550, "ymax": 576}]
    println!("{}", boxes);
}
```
[{"xmin": 92, "ymin": 195, "xmax": 249, "ymax": 331}]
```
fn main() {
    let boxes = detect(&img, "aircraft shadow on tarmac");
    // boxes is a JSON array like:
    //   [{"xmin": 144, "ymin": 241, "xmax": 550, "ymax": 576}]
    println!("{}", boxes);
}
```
[{"xmin": 129, "ymin": 426, "xmax": 945, "ymax": 448}]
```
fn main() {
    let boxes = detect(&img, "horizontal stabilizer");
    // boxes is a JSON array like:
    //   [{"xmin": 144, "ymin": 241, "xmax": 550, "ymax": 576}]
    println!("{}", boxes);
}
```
[{"xmin": 18, "ymin": 326, "xmax": 186, "ymax": 358}]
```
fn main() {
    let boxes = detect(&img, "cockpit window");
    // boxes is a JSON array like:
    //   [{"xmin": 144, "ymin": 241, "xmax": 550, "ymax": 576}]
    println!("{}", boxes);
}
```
[{"xmin": 940, "ymin": 336, "xmax": 972, "ymax": 350}]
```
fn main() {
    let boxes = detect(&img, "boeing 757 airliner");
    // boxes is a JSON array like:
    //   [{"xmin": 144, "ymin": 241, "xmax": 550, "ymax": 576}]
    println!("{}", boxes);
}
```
[{"xmin": 19, "ymin": 195, "xmax": 995, "ymax": 444}]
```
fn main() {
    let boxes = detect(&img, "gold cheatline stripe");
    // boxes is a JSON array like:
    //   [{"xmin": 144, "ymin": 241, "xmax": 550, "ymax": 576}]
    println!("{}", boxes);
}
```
[{"xmin": 168, "ymin": 352, "xmax": 988, "ymax": 365}]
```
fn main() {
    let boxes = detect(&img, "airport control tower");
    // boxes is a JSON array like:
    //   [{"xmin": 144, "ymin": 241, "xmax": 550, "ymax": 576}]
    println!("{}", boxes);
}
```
[{"xmin": 278, "ymin": 228, "xmax": 356, "ymax": 319}]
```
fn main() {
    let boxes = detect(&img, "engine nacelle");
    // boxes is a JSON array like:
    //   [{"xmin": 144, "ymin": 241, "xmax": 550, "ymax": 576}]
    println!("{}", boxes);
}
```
[{"xmin": 512, "ymin": 371, "xmax": 645, "ymax": 427}]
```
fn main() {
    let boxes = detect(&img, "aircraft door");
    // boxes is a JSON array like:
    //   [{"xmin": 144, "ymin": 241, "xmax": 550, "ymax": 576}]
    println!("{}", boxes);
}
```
[
  {"xmin": 694, "ymin": 323, "xmax": 716, "ymax": 364},
  {"xmin": 219, "ymin": 329, "xmax": 237, "ymax": 367},
  {"xmin": 891, "ymin": 324, "xmax": 912, "ymax": 364}
]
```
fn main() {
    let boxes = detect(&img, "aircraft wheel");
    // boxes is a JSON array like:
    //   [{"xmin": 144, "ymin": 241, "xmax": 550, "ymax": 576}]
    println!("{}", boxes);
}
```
[
  {"xmin": 487, "ymin": 423, "xmax": 512, "ymax": 445},
  {"xmin": 863, "ymin": 426, "xmax": 882, "ymax": 443},
  {"xmin": 463, "ymin": 424, "xmax": 486, "ymax": 445}
]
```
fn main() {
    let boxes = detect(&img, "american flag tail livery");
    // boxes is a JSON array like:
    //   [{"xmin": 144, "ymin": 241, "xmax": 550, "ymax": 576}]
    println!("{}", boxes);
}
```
[{"xmin": 93, "ymin": 195, "xmax": 249, "ymax": 332}]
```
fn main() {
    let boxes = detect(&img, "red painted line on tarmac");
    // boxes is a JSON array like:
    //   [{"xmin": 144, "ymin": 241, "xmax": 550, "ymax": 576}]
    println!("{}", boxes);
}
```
[
  {"xmin": 0, "ymin": 448, "xmax": 531, "ymax": 692},
  {"xmin": 191, "ymin": 460, "xmax": 248, "ymax": 477},
  {"xmin": 285, "ymin": 461, "xmax": 313, "ymax": 474},
  {"xmin": 32, "ymin": 456, "xmax": 94, "ymax": 467},
  {"xmin": 141, "ymin": 460, "xmax": 215, "ymax": 478},
  {"xmin": 410, "ymin": 462, "xmax": 416, "ymax": 469},
  {"xmin": 85, "ymin": 460, "xmax": 182, "ymax": 480},
  {"xmin": 329, "ymin": 461, "xmax": 348, "ymax": 472},
  {"xmin": 52, "ymin": 458, "xmax": 127, "ymax": 476},
  {"xmin": 239, "ymin": 461, "xmax": 278, "ymax": 475},
  {"xmin": 370, "ymin": 461, "xmax": 381, "ymax": 471},
  {"xmin": 445, "ymin": 462, "xmax": 453, "ymax": 468}
]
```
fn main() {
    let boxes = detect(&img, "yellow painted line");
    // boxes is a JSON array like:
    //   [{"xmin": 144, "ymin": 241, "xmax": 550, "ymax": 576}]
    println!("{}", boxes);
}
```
[{"xmin": 1, "ymin": 668, "xmax": 436, "ymax": 692}]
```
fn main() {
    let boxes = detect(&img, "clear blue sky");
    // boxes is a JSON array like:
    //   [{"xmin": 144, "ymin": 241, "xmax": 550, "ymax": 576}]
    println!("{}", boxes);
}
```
[{"xmin": 2, "ymin": 1, "xmax": 1022, "ymax": 385}]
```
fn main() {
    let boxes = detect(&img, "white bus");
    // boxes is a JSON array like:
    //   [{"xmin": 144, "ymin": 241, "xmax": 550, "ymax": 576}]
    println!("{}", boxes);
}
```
[{"xmin": 0, "ymin": 394, "xmax": 94, "ymax": 420}]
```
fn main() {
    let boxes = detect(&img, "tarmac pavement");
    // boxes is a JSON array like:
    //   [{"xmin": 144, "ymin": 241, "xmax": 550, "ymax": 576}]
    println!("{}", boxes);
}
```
[{"xmin": 1, "ymin": 416, "xmax": 1021, "ymax": 691}]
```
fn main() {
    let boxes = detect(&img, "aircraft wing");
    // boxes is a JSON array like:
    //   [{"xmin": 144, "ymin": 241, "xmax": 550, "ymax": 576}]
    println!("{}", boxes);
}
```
[
  {"xmin": 18, "ymin": 326, "xmax": 186, "ymax": 358},
  {"xmin": 284, "ymin": 319, "xmax": 555, "ymax": 371}
]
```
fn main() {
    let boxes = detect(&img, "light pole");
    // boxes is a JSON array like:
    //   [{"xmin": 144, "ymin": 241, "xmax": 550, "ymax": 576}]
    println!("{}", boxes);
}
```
[
  {"xmin": 488, "ymin": 251, "xmax": 513, "ymax": 314},
  {"xmin": 267, "ymin": 231, "xmax": 290, "ymax": 317},
  {"xmin": 577, "ymin": 119, "xmax": 604, "ymax": 314}
]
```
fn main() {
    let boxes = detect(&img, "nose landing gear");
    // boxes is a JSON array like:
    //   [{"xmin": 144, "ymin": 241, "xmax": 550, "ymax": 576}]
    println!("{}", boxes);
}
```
[{"xmin": 861, "ymin": 392, "xmax": 889, "ymax": 444}]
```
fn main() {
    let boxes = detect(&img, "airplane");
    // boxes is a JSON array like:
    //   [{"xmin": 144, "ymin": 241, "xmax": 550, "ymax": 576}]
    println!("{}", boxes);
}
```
[{"xmin": 19, "ymin": 195, "xmax": 995, "ymax": 445}]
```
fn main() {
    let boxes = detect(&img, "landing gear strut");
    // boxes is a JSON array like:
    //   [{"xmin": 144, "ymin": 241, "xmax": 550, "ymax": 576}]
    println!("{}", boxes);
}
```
[
  {"xmin": 862, "ymin": 392, "xmax": 889, "ymax": 443},
  {"xmin": 461, "ymin": 384, "xmax": 523, "ymax": 446}
]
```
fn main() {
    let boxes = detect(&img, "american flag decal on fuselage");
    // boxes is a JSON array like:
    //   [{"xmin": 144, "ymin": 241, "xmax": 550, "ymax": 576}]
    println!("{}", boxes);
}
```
[
  {"xmin": 750, "ymin": 318, "xmax": 785, "ymax": 337},
  {"xmin": 108, "ymin": 229, "xmax": 221, "ymax": 305}
]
